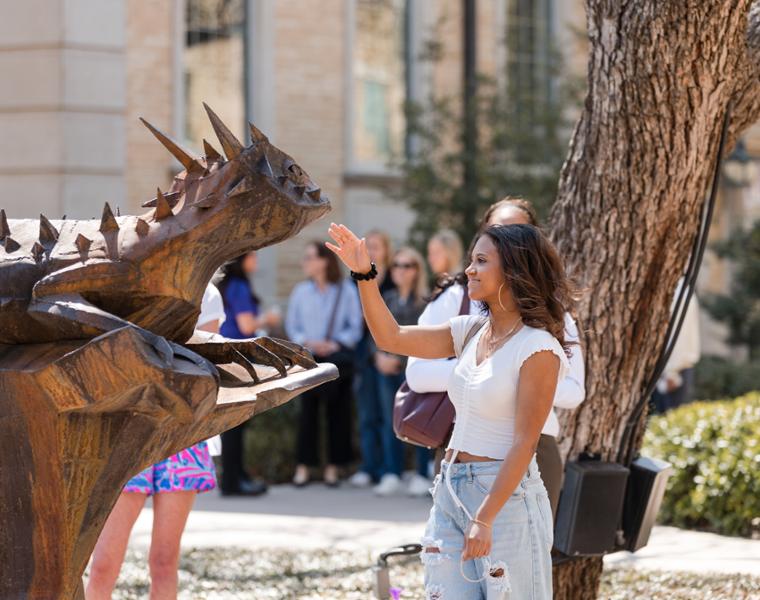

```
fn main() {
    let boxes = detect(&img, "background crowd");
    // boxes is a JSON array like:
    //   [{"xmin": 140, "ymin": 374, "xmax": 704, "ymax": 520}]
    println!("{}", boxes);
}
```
[{"xmin": 205, "ymin": 196, "xmax": 701, "ymax": 499}]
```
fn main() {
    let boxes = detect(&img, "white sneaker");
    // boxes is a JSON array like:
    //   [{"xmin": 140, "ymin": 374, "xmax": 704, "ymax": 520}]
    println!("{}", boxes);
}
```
[
  {"xmin": 374, "ymin": 473, "xmax": 403, "ymax": 496},
  {"xmin": 348, "ymin": 471, "xmax": 372, "ymax": 488},
  {"xmin": 407, "ymin": 473, "xmax": 432, "ymax": 497}
]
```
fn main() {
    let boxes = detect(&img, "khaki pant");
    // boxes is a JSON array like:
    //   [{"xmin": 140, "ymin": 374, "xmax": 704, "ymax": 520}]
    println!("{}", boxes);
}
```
[{"xmin": 536, "ymin": 434, "xmax": 564, "ymax": 518}]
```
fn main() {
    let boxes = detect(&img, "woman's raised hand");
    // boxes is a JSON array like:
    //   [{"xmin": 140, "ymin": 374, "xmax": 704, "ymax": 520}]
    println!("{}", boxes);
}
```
[{"xmin": 326, "ymin": 223, "xmax": 373, "ymax": 274}]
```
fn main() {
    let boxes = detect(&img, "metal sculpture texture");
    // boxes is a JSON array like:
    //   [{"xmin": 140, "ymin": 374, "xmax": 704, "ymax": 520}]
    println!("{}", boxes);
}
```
[{"xmin": 0, "ymin": 104, "xmax": 337, "ymax": 599}]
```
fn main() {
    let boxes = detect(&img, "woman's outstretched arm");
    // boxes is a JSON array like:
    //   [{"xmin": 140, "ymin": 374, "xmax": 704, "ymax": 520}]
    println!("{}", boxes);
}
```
[{"xmin": 327, "ymin": 223, "xmax": 455, "ymax": 359}]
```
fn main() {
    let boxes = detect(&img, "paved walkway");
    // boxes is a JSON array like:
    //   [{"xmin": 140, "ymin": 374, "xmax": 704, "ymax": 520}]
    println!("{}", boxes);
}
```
[{"xmin": 130, "ymin": 484, "xmax": 760, "ymax": 575}]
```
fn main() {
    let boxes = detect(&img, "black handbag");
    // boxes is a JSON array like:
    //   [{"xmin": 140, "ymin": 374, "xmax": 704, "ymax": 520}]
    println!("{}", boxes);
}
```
[{"xmin": 392, "ymin": 286, "xmax": 473, "ymax": 448}]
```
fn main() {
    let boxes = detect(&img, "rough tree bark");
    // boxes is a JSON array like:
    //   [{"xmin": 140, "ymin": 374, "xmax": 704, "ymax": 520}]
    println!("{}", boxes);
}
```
[{"xmin": 548, "ymin": 2, "xmax": 760, "ymax": 598}]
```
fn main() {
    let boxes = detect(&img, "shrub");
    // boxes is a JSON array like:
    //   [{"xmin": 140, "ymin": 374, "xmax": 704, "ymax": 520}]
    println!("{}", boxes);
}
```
[
  {"xmin": 243, "ymin": 399, "xmax": 300, "ymax": 483},
  {"xmin": 242, "ymin": 397, "xmax": 361, "ymax": 483},
  {"xmin": 643, "ymin": 393, "xmax": 760, "ymax": 537}
]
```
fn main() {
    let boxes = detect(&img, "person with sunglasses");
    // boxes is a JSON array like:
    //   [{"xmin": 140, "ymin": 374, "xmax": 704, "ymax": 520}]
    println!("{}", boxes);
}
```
[{"xmin": 372, "ymin": 247, "xmax": 433, "ymax": 497}]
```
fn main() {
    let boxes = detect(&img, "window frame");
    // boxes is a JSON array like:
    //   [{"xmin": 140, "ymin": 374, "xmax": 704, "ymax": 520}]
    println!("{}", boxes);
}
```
[{"xmin": 345, "ymin": 0, "xmax": 424, "ymax": 178}]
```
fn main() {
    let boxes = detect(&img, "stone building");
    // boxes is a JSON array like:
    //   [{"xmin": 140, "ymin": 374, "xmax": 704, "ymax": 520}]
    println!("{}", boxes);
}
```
[{"xmin": 0, "ymin": 0, "xmax": 756, "ymax": 357}]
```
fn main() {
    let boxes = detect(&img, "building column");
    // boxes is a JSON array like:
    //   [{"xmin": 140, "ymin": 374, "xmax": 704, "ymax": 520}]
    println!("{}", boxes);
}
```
[{"xmin": 0, "ymin": 0, "xmax": 126, "ymax": 219}]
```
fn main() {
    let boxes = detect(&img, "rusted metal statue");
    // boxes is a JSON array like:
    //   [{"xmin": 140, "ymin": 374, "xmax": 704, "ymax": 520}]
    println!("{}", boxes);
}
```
[{"xmin": 0, "ymin": 104, "xmax": 337, "ymax": 599}]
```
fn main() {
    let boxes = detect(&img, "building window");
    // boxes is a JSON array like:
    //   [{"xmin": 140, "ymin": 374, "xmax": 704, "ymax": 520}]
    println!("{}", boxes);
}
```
[
  {"xmin": 352, "ymin": 0, "xmax": 408, "ymax": 169},
  {"xmin": 183, "ymin": 0, "xmax": 247, "ymax": 146},
  {"xmin": 505, "ymin": 0, "xmax": 554, "ymax": 128}
]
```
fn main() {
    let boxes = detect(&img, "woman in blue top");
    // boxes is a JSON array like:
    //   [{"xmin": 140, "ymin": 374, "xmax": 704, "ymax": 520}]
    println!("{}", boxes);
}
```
[
  {"xmin": 286, "ymin": 241, "xmax": 363, "ymax": 486},
  {"xmin": 217, "ymin": 252, "xmax": 280, "ymax": 496}
]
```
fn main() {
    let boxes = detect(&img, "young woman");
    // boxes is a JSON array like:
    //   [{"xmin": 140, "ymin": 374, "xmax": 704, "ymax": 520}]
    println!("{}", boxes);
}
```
[
  {"xmin": 327, "ymin": 222, "xmax": 573, "ymax": 598},
  {"xmin": 427, "ymin": 228, "xmax": 464, "ymax": 278},
  {"xmin": 406, "ymin": 197, "xmax": 585, "ymax": 517},
  {"xmin": 350, "ymin": 230, "xmax": 397, "ymax": 488},
  {"xmin": 286, "ymin": 241, "xmax": 363, "ymax": 487},
  {"xmin": 86, "ymin": 284, "xmax": 225, "ymax": 600},
  {"xmin": 372, "ymin": 247, "xmax": 432, "ymax": 497},
  {"xmin": 216, "ymin": 252, "xmax": 280, "ymax": 496}
]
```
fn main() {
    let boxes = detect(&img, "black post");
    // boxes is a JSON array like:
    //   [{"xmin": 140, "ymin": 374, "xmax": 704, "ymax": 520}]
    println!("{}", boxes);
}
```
[{"xmin": 463, "ymin": 0, "xmax": 478, "ymax": 202}]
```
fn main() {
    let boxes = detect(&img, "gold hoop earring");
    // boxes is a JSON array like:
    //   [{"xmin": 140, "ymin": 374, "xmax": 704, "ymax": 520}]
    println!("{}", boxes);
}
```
[{"xmin": 498, "ymin": 283, "xmax": 506, "ymax": 311}]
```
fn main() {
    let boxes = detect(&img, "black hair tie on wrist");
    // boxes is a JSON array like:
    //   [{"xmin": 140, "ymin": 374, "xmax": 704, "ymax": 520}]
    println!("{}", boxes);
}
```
[{"xmin": 350, "ymin": 262, "xmax": 378, "ymax": 281}]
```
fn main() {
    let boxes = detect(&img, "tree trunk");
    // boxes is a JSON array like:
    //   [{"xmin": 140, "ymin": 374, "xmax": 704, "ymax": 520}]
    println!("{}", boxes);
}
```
[{"xmin": 548, "ymin": 1, "xmax": 760, "ymax": 597}]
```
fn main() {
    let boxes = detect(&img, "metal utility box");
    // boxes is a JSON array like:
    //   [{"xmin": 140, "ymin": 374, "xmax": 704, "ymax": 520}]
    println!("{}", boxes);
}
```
[
  {"xmin": 621, "ymin": 456, "xmax": 673, "ymax": 552},
  {"xmin": 554, "ymin": 461, "xmax": 630, "ymax": 556}
]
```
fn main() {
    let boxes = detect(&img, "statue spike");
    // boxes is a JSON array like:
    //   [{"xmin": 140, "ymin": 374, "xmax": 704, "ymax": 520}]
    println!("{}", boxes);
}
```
[
  {"xmin": 255, "ymin": 155, "xmax": 274, "ymax": 178},
  {"xmin": 31, "ymin": 242, "xmax": 44, "ymax": 262},
  {"xmin": 0, "ymin": 209, "xmax": 9, "ymax": 239},
  {"xmin": 100, "ymin": 203, "xmax": 119, "ymax": 233},
  {"xmin": 203, "ymin": 139, "xmax": 223, "ymax": 162},
  {"xmin": 117, "ymin": 206, "xmax": 121, "ymax": 217},
  {"xmin": 75, "ymin": 233, "xmax": 91, "ymax": 255},
  {"xmin": 202, "ymin": 103, "xmax": 243, "ymax": 160},
  {"xmin": 135, "ymin": 218, "xmax": 150, "ymax": 236},
  {"xmin": 154, "ymin": 188, "xmax": 173, "ymax": 220},
  {"xmin": 39, "ymin": 214, "xmax": 59, "ymax": 245},
  {"xmin": 249, "ymin": 121, "xmax": 268, "ymax": 144},
  {"xmin": 139, "ymin": 117, "xmax": 195, "ymax": 170},
  {"xmin": 3, "ymin": 236, "xmax": 19, "ymax": 252},
  {"xmin": 141, "ymin": 190, "xmax": 181, "ymax": 209},
  {"xmin": 62, "ymin": 214, "xmax": 67, "ymax": 220},
  {"xmin": 188, "ymin": 159, "xmax": 207, "ymax": 177},
  {"xmin": 307, "ymin": 188, "xmax": 322, "ymax": 202}
]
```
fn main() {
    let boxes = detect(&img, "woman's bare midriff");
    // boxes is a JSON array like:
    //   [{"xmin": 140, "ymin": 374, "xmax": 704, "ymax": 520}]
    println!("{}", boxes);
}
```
[{"xmin": 444, "ymin": 449, "xmax": 500, "ymax": 463}]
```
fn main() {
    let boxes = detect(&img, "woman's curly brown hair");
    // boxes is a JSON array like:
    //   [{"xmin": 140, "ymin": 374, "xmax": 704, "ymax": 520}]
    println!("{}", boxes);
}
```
[{"xmin": 480, "ymin": 224, "xmax": 577, "ymax": 355}]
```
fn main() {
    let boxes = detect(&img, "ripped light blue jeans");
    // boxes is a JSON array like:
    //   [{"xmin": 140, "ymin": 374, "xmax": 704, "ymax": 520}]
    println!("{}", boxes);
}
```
[{"xmin": 421, "ymin": 458, "xmax": 553, "ymax": 599}]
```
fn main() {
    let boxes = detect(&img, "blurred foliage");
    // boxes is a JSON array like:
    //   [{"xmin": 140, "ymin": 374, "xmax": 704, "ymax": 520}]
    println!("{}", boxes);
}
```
[
  {"xmin": 643, "ymin": 393, "xmax": 760, "ymax": 537},
  {"xmin": 243, "ymin": 399, "xmax": 300, "ymax": 483},
  {"xmin": 702, "ymin": 220, "xmax": 760, "ymax": 360},
  {"xmin": 242, "ymin": 397, "xmax": 360, "ymax": 484},
  {"xmin": 692, "ymin": 355, "xmax": 760, "ymax": 400},
  {"xmin": 391, "ymin": 23, "xmax": 583, "ymax": 250}
]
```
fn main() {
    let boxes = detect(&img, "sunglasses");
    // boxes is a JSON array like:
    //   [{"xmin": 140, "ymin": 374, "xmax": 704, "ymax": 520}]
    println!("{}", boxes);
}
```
[{"xmin": 392, "ymin": 261, "xmax": 418, "ymax": 270}]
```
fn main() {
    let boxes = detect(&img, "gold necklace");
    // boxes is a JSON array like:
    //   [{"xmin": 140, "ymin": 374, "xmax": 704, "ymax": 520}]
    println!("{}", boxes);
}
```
[{"xmin": 483, "ymin": 318, "xmax": 522, "ymax": 357}]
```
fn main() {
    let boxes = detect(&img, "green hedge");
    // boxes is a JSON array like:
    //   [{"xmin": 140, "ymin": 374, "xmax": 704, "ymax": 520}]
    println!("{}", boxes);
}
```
[
  {"xmin": 643, "ymin": 393, "xmax": 760, "ymax": 537},
  {"xmin": 241, "ymin": 397, "xmax": 361, "ymax": 483},
  {"xmin": 242, "ymin": 399, "xmax": 300, "ymax": 483}
]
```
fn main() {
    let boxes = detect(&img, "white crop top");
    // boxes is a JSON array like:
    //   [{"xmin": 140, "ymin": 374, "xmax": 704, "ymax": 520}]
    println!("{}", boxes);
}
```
[{"xmin": 446, "ymin": 315, "xmax": 570, "ymax": 460}]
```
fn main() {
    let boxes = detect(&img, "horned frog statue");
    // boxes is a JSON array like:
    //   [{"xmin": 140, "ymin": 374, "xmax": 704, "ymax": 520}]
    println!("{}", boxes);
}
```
[{"xmin": 0, "ymin": 105, "xmax": 337, "ymax": 599}]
